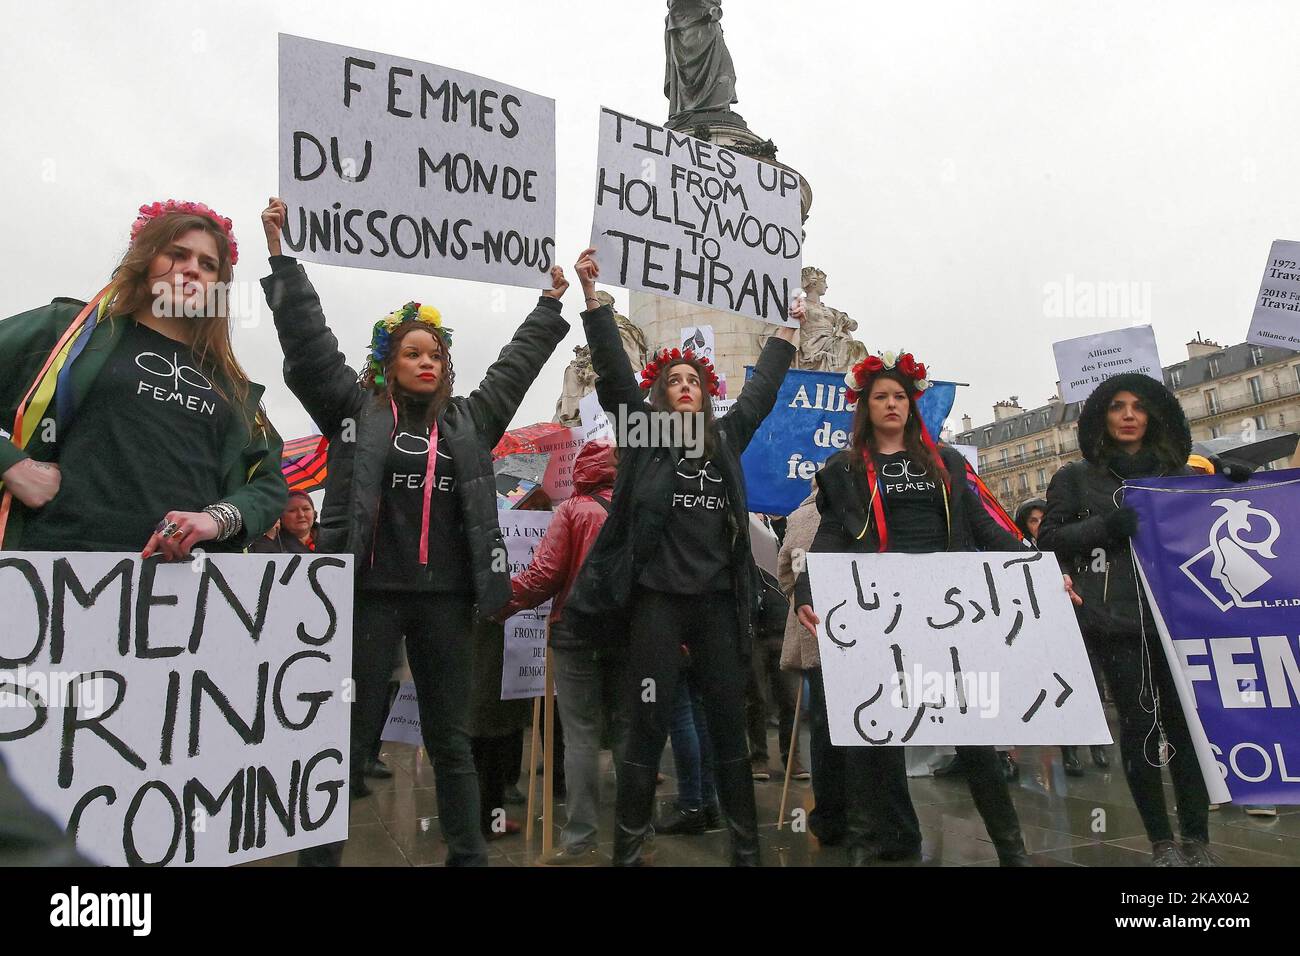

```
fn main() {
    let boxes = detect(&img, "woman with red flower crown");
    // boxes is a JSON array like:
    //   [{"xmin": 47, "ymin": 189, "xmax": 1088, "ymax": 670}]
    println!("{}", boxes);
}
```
[
  {"xmin": 564, "ymin": 248, "xmax": 803, "ymax": 866},
  {"xmin": 793, "ymin": 349, "xmax": 1079, "ymax": 866},
  {"xmin": 0, "ymin": 200, "xmax": 287, "ymax": 556}
]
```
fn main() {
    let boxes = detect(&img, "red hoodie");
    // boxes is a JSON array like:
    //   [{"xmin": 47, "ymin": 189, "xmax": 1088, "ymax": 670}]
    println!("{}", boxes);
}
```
[{"xmin": 503, "ymin": 439, "xmax": 616, "ymax": 623}]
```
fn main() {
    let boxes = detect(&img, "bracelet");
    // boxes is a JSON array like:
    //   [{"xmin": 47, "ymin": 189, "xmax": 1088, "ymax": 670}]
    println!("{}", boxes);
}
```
[
  {"xmin": 584, "ymin": 295, "xmax": 600, "ymax": 307},
  {"xmin": 203, "ymin": 502, "xmax": 244, "ymax": 542}
]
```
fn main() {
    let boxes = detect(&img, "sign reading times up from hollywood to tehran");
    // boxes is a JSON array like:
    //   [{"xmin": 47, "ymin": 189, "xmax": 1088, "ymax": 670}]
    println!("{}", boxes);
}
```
[
  {"xmin": 278, "ymin": 33, "xmax": 557, "ymax": 288},
  {"xmin": 589, "ymin": 107, "xmax": 802, "ymax": 326}
]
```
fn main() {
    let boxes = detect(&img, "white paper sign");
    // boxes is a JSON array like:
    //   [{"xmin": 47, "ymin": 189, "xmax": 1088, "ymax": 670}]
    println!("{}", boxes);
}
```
[
  {"xmin": 806, "ymin": 551, "xmax": 1110, "ymax": 746},
  {"xmin": 1052, "ymin": 325, "xmax": 1162, "ymax": 403},
  {"xmin": 278, "ymin": 33, "xmax": 556, "ymax": 287},
  {"xmin": 0, "ymin": 552, "xmax": 353, "ymax": 866},
  {"xmin": 497, "ymin": 511, "xmax": 553, "ymax": 699},
  {"xmin": 1246, "ymin": 239, "xmax": 1300, "ymax": 350},
  {"xmin": 501, "ymin": 608, "xmax": 549, "ymax": 701},
  {"xmin": 679, "ymin": 324, "xmax": 716, "ymax": 363},
  {"xmin": 589, "ymin": 107, "xmax": 802, "ymax": 325},
  {"xmin": 381, "ymin": 681, "xmax": 423, "ymax": 746},
  {"xmin": 578, "ymin": 391, "xmax": 614, "ymax": 442}
]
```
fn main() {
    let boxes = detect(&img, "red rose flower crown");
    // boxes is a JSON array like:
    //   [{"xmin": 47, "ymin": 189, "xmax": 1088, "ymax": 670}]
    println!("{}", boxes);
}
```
[
  {"xmin": 844, "ymin": 349, "xmax": 931, "ymax": 403},
  {"xmin": 638, "ymin": 347, "xmax": 722, "ymax": 397}
]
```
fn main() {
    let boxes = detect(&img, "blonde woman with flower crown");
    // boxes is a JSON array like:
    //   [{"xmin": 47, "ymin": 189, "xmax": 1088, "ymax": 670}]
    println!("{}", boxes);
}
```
[
  {"xmin": 0, "ymin": 199, "xmax": 285, "ymax": 557},
  {"xmin": 259, "ymin": 198, "xmax": 570, "ymax": 867}
]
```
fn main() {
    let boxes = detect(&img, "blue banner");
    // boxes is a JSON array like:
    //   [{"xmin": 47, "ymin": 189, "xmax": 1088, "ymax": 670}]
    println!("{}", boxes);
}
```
[
  {"xmin": 740, "ymin": 368, "xmax": 958, "ymax": 516},
  {"xmin": 1127, "ymin": 469, "xmax": 1300, "ymax": 805}
]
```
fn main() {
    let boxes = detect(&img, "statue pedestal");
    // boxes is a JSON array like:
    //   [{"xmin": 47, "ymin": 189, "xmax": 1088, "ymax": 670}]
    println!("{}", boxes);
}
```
[{"xmin": 627, "ymin": 123, "xmax": 812, "ymax": 398}]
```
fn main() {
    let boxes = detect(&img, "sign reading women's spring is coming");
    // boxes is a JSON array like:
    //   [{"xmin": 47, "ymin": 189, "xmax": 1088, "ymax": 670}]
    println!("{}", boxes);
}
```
[
  {"xmin": 588, "ymin": 107, "xmax": 803, "ymax": 324},
  {"xmin": 278, "ymin": 34, "xmax": 557, "ymax": 288},
  {"xmin": 0, "ymin": 552, "xmax": 353, "ymax": 866}
]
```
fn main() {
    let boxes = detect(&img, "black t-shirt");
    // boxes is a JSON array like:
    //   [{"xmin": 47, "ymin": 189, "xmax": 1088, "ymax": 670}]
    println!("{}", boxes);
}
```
[
  {"xmin": 24, "ymin": 320, "xmax": 231, "ymax": 551},
  {"xmin": 639, "ymin": 456, "xmax": 732, "ymax": 594},
  {"xmin": 360, "ymin": 403, "xmax": 472, "ymax": 593},
  {"xmin": 874, "ymin": 450, "xmax": 948, "ymax": 554}
]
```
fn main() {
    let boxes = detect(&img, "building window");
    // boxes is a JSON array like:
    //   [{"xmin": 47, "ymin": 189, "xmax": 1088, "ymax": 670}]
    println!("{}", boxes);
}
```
[
  {"xmin": 1001, "ymin": 478, "xmax": 1011, "ymax": 497},
  {"xmin": 1204, "ymin": 389, "xmax": 1219, "ymax": 415},
  {"xmin": 1208, "ymin": 357, "xmax": 1220, "ymax": 377},
  {"xmin": 1037, "ymin": 468, "xmax": 1046, "ymax": 488},
  {"xmin": 1210, "ymin": 425, "xmax": 1221, "ymax": 439},
  {"xmin": 1248, "ymin": 375, "xmax": 1263, "ymax": 403},
  {"xmin": 1015, "ymin": 443, "xmax": 1025, "ymax": 458},
  {"xmin": 983, "ymin": 428, "xmax": 992, "ymax": 444},
  {"xmin": 1019, "ymin": 473, "xmax": 1030, "ymax": 491},
  {"xmin": 978, "ymin": 455, "xmax": 987, "ymax": 470},
  {"xmin": 1170, "ymin": 368, "xmax": 1182, "ymax": 388},
  {"xmin": 1000, "ymin": 449, "xmax": 1009, "ymax": 464},
  {"xmin": 1035, "ymin": 438, "xmax": 1045, "ymax": 454},
  {"xmin": 1250, "ymin": 345, "xmax": 1264, "ymax": 366}
]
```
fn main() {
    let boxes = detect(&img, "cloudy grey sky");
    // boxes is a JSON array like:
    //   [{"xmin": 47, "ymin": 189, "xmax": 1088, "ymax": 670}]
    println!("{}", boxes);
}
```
[{"xmin": 4, "ymin": 0, "xmax": 1299, "ymax": 440}]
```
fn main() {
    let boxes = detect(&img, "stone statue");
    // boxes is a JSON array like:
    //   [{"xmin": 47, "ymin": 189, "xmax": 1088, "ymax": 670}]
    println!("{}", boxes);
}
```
[
  {"xmin": 767, "ymin": 266, "xmax": 867, "ymax": 372},
  {"xmin": 553, "ymin": 292, "xmax": 650, "ymax": 425},
  {"xmin": 664, "ymin": 1, "xmax": 746, "ymax": 130}
]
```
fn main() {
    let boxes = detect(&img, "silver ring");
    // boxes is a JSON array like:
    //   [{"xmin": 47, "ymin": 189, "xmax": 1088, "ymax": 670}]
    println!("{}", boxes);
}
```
[{"xmin": 160, "ymin": 521, "xmax": 179, "ymax": 539}]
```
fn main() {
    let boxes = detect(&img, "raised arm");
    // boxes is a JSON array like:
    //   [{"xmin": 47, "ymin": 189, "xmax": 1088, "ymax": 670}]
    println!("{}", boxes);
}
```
[
  {"xmin": 574, "ymin": 248, "xmax": 646, "ymax": 416},
  {"xmin": 259, "ymin": 198, "xmax": 363, "ymax": 437},
  {"xmin": 462, "ymin": 266, "xmax": 571, "ymax": 447}
]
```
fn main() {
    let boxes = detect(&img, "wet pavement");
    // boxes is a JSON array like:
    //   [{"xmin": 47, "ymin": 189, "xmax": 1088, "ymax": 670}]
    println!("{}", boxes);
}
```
[{"xmin": 244, "ymin": 712, "xmax": 1299, "ymax": 868}]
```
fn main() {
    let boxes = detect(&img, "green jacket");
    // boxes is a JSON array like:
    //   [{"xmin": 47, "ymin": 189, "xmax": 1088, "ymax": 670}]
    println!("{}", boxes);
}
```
[{"xmin": 0, "ymin": 298, "xmax": 288, "ymax": 550}]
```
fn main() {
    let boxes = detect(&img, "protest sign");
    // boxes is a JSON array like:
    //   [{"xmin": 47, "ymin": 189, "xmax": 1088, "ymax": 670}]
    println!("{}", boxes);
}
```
[
  {"xmin": 497, "ymin": 511, "xmax": 553, "ymax": 699},
  {"xmin": 806, "ymin": 551, "xmax": 1110, "ymax": 746},
  {"xmin": 278, "ymin": 33, "xmax": 556, "ymax": 287},
  {"xmin": 739, "ymin": 368, "xmax": 959, "ymax": 516},
  {"xmin": 1052, "ymin": 325, "xmax": 1162, "ymax": 403},
  {"xmin": 536, "ymin": 426, "xmax": 586, "ymax": 503},
  {"xmin": 0, "ymin": 552, "xmax": 353, "ymax": 866},
  {"xmin": 588, "ymin": 107, "xmax": 802, "ymax": 324},
  {"xmin": 380, "ymin": 681, "xmax": 422, "ymax": 746},
  {"xmin": 1246, "ymin": 240, "xmax": 1300, "ymax": 350},
  {"xmin": 679, "ymin": 324, "xmax": 716, "ymax": 363},
  {"xmin": 579, "ymin": 391, "xmax": 613, "ymax": 442},
  {"xmin": 1128, "ymin": 469, "xmax": 1300, "ymax": 804}
]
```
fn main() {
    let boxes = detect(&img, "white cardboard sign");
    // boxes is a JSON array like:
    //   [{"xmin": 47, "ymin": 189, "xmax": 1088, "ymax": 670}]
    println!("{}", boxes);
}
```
[
  {"xmin": 806, "ymin": 551, "xmax": 1110, "ymax": 746},
  {"xmin": 1246, "ymin": 239, "xmax": 1300, "ymax": 350},
  {"xmin": 589, "ymin": 107, "xmax": 802, "ymax": 325},
  {"xmin": 0, "ymin": 552, "xmax": 353, "ymax": 866},
  {"xmin": 278, "ymin": 33, "xmax": 556, "ymax": 287},
  {"xmin": 679, "ymin": 324, "xmax": 717, "ymax": 363},
  {"xmin": 380, "ymin": 681, "xmax": 423, "ymax": 746},
  {"xmin": 497, "ymin": 511, "xmax": 553, "ymax": 700},
  {"xmin": 1052, "ymin": 325, "xmax": 1162, "ymax": 403},
  {"xmin": 578, "ymin": 390, "xmax": 614, "ymax": 443}
]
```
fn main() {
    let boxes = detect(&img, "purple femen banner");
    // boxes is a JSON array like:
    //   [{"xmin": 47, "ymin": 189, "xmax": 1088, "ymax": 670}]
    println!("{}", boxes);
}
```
[{"xmin": 1127, "ymin": 468, "xmax": 1300, "ymax": 805}]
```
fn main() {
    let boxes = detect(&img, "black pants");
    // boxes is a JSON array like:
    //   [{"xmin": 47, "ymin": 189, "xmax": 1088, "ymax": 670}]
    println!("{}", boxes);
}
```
[
  {"xmin": 747, "ymin": 638, "xmax": 799, "ymax": 766},
  {"xmin": 618, "ymin": 588, "xmax": 754, "ymax": 828},
  {"xmin": 1094, "ymin": 632, "xmax": 1209, "ymax": 844},
  {"xmin": 807, "ymin": 668, "xmax": 845, "ymax": 842},
  {"xmin": 472, "ymin": 733, "xmax": 519, "ymax": 836},
  {"xmin": 299, "ymin": 590, "xmax": 488, "ymax": 867}
]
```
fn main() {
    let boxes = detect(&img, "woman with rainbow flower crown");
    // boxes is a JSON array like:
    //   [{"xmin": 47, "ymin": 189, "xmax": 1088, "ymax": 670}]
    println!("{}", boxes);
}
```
[
  {"xmin": 259, "ymin": 197, "xmax": 571, "ymax": 867},
  {"xmin": 0, "ymin": 199, "xmax": 286, "ymax": 556}
]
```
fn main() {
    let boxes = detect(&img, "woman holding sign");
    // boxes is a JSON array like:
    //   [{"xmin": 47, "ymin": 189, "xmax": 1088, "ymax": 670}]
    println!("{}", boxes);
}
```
[
  {"xmin": 793, "ymin": 350, "xmax": 1052, "ymax": 867},
  {"xmin": 260, "ymin": 197, "xmax": 571, "ymax": 867},
  {"xmin": 0, "ymin": 200, "xmax": 286, "ymax": 555},
  {"xmin": 565, "ymin": 248, "xmax": 800, "ymax": 867},
  {"xmin": 1038, "ymin": 373, "xmax": 1247, "ymax": 867}
]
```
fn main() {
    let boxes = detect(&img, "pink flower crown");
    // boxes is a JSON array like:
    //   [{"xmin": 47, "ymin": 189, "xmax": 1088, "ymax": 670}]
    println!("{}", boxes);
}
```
[
  {"xmin": 638, "ymin": 347, "xmax": 722, "ymax": 397},
  {"xmin": 844, "ymin": 349, "xmax": 931, "ymax": 403},
  {"xmin": 131, "ymin": 199, "xmax": 238, "ymax": 264}
]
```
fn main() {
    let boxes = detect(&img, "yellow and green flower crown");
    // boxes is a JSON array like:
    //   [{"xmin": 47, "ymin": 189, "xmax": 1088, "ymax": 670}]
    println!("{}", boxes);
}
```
[{"xmin": 366, "ymin": 302, "xmax": 453, "ymax": 387}]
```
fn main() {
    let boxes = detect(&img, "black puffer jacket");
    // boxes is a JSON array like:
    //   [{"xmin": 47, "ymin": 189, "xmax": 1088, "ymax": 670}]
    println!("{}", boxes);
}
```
[
  {"xmin": 565, "ymin": 304, "xmax": 796, "ymax": 649},
  {"xmin": 1038, "ymin": 373, "xmax": 1193, "ymax": 639},
  {"xmin": 794, "ymin": 444, "xmax": 1025, "ymax": 611},
  {"xmin": 261, "ymin": 257, "xmax": 569, "ymax": 617}
]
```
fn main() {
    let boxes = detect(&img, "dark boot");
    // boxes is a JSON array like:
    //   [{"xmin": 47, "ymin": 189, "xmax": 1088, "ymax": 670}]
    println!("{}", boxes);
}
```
[
  {"xmin": 612, "ymin": 761, "xmax": 658, "ymax": 867},
  {"xmin": 433, "ymin": 770, "xmax": 490, "ymax": 867},
  {"xmin": 1090, "ymin": 745, "xmax": 1110, "ymax": 769},
  {"xmin": 961, "ymin": 748, "xmax": 1030, "ymax": 867},
  {"xmin": 1061, "ymin": 746, "xmax": 1083, "ymax": 777},
  {"xmin": 714, "ymin": 756, "xmax": 761, "ymax": 866}
]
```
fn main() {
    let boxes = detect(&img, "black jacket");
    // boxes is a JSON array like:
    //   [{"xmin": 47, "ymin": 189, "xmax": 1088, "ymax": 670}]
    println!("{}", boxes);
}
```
[
  {"xmin": 261, "ymin": 258, "xmax": 569, "ymax": 616},
  {"xmin": 565, "ymin": 303, "xmax": 796, "ymax": 646},
  {"xmin": 1037, "ymin": 372, "xmax": 1194, "ymax": 640},
  {"xmin": 795, "ymin": 444, "xmax": 1025, "ymax": 611}
]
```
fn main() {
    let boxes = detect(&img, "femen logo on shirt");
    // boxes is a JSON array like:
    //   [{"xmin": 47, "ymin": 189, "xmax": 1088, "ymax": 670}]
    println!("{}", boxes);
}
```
[
  {"xmin": 1179, "ymin": 498, "xmax": 1282, "ymax": 611},
  {"xmin": 134, "ymin": 349, "xmax": 216, "ymax": 415},
  {"xmin": 391, "ymin": 431, "xmax": 454, "ymax": 491}
]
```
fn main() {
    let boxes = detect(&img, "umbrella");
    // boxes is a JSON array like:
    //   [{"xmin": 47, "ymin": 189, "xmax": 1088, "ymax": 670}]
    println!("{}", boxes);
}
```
[
  {"xmin": 1192, "ymin": 430, "xmax": 1298, "ymax": 471},
  {"xmin": 282, "ymin": 434, "xmax": 328, "ymax": 493}
]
